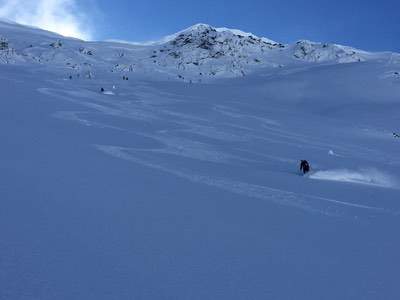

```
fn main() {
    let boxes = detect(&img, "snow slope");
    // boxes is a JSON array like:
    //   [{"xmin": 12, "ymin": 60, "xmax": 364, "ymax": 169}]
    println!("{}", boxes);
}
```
[{"xmin": 1, "ymin": 21, "xmax": 400, "ymax": 299}]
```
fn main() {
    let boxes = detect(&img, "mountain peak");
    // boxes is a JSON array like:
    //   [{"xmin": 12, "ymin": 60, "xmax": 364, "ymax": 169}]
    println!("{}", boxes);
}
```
[
  {"xmin": 152, "ymin": 24, "xmax": 279, "ymax": 47},
  {"xmin": 170, "ymin": 23, "xmax": 278, "ymax": 45},
  {"xmin": 185, "ymin": 23, "xmax": 215, "ymax": 32}
]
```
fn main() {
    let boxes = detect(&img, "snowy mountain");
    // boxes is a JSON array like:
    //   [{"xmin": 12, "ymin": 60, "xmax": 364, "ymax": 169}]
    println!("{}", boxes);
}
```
[
  {"xmin": 1, "ymin": 20, "xmax": 400, "ymax": 300},
  {"xmin": 0, "ymin": 20, "xmax": 394, "ymax": 82}
]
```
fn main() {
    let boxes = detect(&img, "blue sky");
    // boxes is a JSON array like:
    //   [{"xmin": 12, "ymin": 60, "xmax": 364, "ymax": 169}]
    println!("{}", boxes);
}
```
[
  {"xmin": 92, "ymin": 0, "xmax": 399, "ymax": 51},
  {"xmin": 0, "ymin": 0, "xmax": 398, "ymax": 51}
]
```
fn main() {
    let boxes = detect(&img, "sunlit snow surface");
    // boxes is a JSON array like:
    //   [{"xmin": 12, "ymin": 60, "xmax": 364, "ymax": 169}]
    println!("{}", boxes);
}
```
[
  {"xmin": 1, "ymin": 21, "xmax": 400, "ymax": 300},
  {"xmin": 310, "ymin": 169, "xmax": 399, "ymax": 188}
]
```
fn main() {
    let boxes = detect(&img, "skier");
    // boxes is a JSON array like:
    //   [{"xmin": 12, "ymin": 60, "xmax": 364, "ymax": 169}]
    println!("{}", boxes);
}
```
[
  {"xmin": 300, "ymin": 160, "xmax": 311, "ymax": 175},
  {"xmin": 100, "ymin": 87, "xmax": 105, "ymax": 93}
]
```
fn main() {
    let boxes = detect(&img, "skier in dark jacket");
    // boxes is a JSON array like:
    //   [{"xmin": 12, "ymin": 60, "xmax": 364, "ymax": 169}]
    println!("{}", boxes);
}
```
[{"xmin": 300, "ymin": 160, "xmax": 311, "ymax": 174}]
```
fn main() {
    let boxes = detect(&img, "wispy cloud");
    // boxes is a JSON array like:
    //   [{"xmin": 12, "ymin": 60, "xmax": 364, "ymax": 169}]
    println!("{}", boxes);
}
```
[{"xmin": 0, "ymin": 0, "xmax": 93, "ymax": 40}]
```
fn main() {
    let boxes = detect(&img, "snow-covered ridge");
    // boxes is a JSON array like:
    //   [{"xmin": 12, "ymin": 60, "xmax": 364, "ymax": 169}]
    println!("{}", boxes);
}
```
[
  {"xmin": 0, "ymin": 20, "xmax": 394, "ymax": 81},
  {"xmin": 290, "ymin": 40, "xmax": 369, "ymax": 63}
]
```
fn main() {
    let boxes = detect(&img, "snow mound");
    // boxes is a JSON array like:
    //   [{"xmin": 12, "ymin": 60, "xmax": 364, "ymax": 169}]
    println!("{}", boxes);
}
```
[{"xmin": 310, "ymin": 169, "xmax": 399, "ymax": 189}]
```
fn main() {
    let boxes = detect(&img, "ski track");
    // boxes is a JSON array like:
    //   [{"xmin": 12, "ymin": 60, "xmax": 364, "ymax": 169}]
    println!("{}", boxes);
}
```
[{"xmin": 95, "ymin": 145, "xmax": 392, "ymax": 219}]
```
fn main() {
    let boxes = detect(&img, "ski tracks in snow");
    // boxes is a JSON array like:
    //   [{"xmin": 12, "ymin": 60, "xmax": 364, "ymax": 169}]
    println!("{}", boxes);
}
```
[
  {"xmin": 96, "ymin": 145, "xmax": 394, "ymax": 219},
  {"xmin": 38, "ymin": 86, "xmax": 399, "ymax": 219}
]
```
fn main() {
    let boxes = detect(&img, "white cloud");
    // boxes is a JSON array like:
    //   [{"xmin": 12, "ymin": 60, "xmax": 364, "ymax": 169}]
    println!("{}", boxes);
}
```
[{"xmin": 0, "ymin": 0, "xmax": 93, "ymax": 40}]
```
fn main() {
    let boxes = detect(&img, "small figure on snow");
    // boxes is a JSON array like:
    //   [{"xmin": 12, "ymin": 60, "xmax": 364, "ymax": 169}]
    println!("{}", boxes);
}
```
[
  {"xmin": 0, "ymin": 38, "xmax": 9, "ymax": 50},
  {"xmin": 300, "ymin": 160, "xmax": 311, "ymax": 175},
  {"xmin": 100, "ymin": 87, "xmax": 105, "ymax": 93}
]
